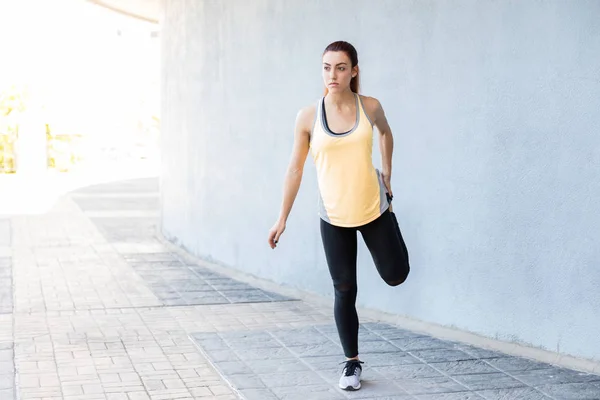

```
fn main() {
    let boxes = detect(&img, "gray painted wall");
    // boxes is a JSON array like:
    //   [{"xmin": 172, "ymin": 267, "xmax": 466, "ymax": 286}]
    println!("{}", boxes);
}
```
[{"xmin": 159, "ymin": 0, "xmax": 600, "ymax": 362}]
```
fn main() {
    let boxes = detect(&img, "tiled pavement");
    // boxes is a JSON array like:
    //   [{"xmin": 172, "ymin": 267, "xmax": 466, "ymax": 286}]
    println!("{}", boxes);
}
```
[
  {"xmin": 0, "ymin": 217, "xmax": 14, "ymax": 399},
  {"xmin": 0, "ymin": 176, "xmax": 599, "ymax": 400},
  {"xmin": 190, "ymin": 325, "xmax": 600, "ymax": 400}
]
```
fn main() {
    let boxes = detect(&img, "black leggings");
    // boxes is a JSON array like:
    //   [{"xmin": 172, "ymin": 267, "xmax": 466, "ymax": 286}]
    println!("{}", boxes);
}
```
[{"xmin": 320, "ymin": 208, "xmax": 410, "ymax": 358}]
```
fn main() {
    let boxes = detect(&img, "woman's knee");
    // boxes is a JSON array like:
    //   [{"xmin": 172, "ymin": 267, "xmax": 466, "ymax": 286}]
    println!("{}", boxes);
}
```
[
  {"xmin": 385, "ymin": 276, "xmax": 407, "ymax": 286},
  {"xmin": 382, "ymin": 266, "xmax": 409, "ymax": 287},
  {"xmin": 334, "ymin": 282, "xmax": 357, "ymax": 301},
  {"xmin": 334, "ymin": 282, "xmax": 354, "ymax": 292}
]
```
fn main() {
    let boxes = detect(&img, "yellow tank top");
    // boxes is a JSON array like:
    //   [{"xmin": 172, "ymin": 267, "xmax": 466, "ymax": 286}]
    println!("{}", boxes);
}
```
[{"xmin": 309, "ymin": 93, "xmax": 389, "ymax": 227}]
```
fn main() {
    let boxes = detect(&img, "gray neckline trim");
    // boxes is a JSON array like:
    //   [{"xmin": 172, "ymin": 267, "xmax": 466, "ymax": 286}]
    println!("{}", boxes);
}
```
[{"xmin": 320, "ymin": 93, "xmax": 360, "ymax": 138}]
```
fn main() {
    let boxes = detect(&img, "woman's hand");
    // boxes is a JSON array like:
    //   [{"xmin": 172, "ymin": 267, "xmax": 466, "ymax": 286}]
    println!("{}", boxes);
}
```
[
  {"xmin": 268, "ymin": 219, "xmax": 286, "ymax": 249},
  {"xmin": 382, "ymin": 172, "xmax": 393, "ymax": 199}
]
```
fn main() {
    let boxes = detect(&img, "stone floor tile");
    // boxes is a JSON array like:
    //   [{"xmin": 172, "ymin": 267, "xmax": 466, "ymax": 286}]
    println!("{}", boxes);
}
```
[{"xmin": 475, "ymin": 387, "xmax": 551, "ymax": 400}]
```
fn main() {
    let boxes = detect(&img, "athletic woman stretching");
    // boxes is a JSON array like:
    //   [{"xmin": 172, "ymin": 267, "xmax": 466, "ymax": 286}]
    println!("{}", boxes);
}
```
[{"xmin": 268, "ymin": 41, "xmax": 410, "ymax": 391}]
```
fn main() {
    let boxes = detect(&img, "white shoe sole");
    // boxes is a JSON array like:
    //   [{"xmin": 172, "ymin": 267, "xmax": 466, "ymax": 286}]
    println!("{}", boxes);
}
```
[{"xmin": 340, "ymin": 382, "xmax": 361, "ymax": 391}]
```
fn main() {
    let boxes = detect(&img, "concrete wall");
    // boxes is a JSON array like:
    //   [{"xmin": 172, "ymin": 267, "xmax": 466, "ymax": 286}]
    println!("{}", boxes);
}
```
[{"xmin": 159, "ymin": 0, "xmax": 600, "ymax": 362}]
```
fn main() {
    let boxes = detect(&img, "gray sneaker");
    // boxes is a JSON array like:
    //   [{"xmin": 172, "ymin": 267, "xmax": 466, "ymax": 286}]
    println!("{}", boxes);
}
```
[{"xmin": 339, "ymin": 360, "xmax": 363, "ymax": 391}]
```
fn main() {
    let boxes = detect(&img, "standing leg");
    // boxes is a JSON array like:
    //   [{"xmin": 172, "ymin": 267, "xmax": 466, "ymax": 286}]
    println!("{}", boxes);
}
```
[
  {"xmin": 319, "ymin": 218, "xmax": 359, "ymax": 358},
  {"xmin": 320, "ymin": 219, "xmax": 364, "ymax": 391},
  {"xmin": 359, "ymin": 209, "xmax": 410, "ymax": 286}
]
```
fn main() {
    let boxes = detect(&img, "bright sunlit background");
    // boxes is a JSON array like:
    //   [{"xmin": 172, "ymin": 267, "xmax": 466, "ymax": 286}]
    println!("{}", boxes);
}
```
[{"xmin": 0, "ymin": 0, "xmax": 159, "ymax": 214}]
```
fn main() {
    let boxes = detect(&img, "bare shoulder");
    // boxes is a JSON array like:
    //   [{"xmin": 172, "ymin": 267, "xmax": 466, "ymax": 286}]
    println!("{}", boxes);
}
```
[
  {"xmin": 359, "ymin": 95, "xmax": 383, "ymax": 116},
  {"xmin": 360, "ymin": 95, "xmax": 390, "ymax": 130},
  {"xmin": 295, "ymin": 102, "xmax": 318, "ymax": 134}
]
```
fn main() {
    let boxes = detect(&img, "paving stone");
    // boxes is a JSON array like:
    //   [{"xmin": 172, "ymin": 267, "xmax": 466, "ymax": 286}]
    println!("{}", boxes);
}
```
[
  {"xmin": 124, "ymin": 253, "xmax": 181, "ymax": 262},
  {"xmin": 261, "ymin": 370, "xmax": 326, "ymax": 388},
  {"xmin": 362, "ymin": 323, "xmax": 427, "ymax": 340},
  {"xmin": 126, "ymin": 256, "xmax": 295, "ymax": 307},
  {"xmin": 286, "ymin": 343, "xmax": 343, "ymax": 357},
  {"xmin": 373, "ymin": 364, "xmax": 446, "ymax": 380},
  {"xmin": 536, "ymin": 381, "xmax": 600, "ymax": 399},
  {"xmin": 224, "ymin": 338, "xmax": 281, "ymax": 351},
  {"xmin": 414, "ymin": 392, "xmax": 484, "ymax": 399},
  {"xmin": 410, "ymin": 349, "xmax": 477, "ymax": 363},
  {"xmin": 221, "ymin": 291, "xmax": 274, "ymax": 304},
  {"xmin": 395, "ymin": 376, "xmax": 470, "ymax": 395},
  {"xmin": 217, "ymin": 331, "xmax": 271, "ymax": 341},
  {"xmin": 210, "ymin": 282, "xmax": 256, "ymax": 291},
  {"xmin": 483, "ymin": 356, "xmax": 554, "ymax": 372},
  {"xmin": 225, "ymin": 373, "xmax": 266, "ymax": 389},
  {"xmin": 359, "ymin": 340, "xmax": 404, "ymax": 354},
  {"xmin": 0, "ymin": 361, "xmax": 13, "ymax": 375},
  {"xmin": 90, "ymin": 217, "xmax": 158, "ymax": 242},
  {"xmin": 429, "ymin": 360, "xmax": 499, "ymax": 376},
  {"xmin": 201, "ymin": 348, "xmax": 242, "ymax": 363},
  {"xmin": 451, "ymin": 372, "xmax": 527, "ymax": 391},
  {"xmin": 390, "ymin": 337, "xmax": 456, "ymax": 352},
  {"xmin": 237, "ymin": 347, "xmax": 296, "ymax": 361},
  {"xmin": 207, "ymin": 360, "xmax": 249, "ymax": 375},
  {"xmin": 0, "ymin": 257, "xmax": 11, "ymax": 315},
  {"xmin": 452, "ymin": 345, "xmax": 509, "ymax": 360},
  {"xmin": 0, "ymin": 373, "xmax": 13, "ymax": 390},
  {"xmin": 245, "ymin": 358, "xmax": 311, "ymax": 374},
  {"xmin": 364, "ymin": 351, "xmax": 426, "ymax": 367},
  {"xmin": 270, "ymin": 384, "xmax": 346, "ymax": 399},
  {"xmin": 238, "ymin": 388, "xmax": 279, "ymax": 400},
  {"xmin": 180, "ymin": 295, "xmax": 230, "ymax": 306},
  {"xmin": 352, "ymin": 397, "xmax": 414, "ymax": 400},
  {"xmin": 475, "ymin": 387, "xmax": 551, "ymax": 399},
  {"xmin": 270, "ymin": 327, "xmax": 335, "ymax": 347},
  {"xmin": 191, "ymin": 338, "xmax": 230, "ymax": 352},
  {"xmin": 511, "ymin": 367, "xmax": 600, "ymax": 386},
  {"xmin": 358, "ymin": 329, "xmax": 388, "ymax": 342},
  {"xmin": 302, "ymin": 355, "xmax": 347, "ymax": 371},
  {"xmin": 344, "ymin": 380, "xmax": 409, "ymax": 398}
]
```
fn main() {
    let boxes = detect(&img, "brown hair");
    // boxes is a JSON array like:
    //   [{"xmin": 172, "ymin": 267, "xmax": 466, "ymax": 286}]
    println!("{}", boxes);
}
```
[{"xmin": 323, "ymin": 41, "xmax": 360, "ymax": 95}]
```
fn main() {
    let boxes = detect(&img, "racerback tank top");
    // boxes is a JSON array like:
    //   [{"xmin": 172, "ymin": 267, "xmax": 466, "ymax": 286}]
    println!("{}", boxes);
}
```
[{"xmin": 309, "ymin": 93, "xmax": 389, "ymax": 227}]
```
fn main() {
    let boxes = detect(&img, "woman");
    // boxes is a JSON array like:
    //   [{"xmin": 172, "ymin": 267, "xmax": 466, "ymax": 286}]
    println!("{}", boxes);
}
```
[{"xmin": 268, "ymin": 41, "xmax": 410, "ymax": 391}]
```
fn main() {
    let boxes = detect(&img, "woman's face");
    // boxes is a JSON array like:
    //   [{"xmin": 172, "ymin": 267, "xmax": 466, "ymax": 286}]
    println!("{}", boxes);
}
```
[{"xmin": 322, "ymin": 51, "xmax": 355, "ymax": 93}]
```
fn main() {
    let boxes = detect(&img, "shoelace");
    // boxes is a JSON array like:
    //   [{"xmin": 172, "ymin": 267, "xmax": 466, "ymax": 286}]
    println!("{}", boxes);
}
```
[{"xmin": 340, "ymin": 360, "xmax": 364, "ymax": 377}]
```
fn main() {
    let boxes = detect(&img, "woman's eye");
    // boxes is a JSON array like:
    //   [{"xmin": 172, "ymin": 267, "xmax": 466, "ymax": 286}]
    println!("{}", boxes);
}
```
[{"xmin": 339, "ymin": 67, "xmax": 345, "ymax": 71}]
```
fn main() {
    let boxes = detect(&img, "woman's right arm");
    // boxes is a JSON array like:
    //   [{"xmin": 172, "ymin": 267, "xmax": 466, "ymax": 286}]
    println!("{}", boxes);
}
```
[{"xmin": 268, "ymin": 105, "xmax": 314, "ymax": 249}]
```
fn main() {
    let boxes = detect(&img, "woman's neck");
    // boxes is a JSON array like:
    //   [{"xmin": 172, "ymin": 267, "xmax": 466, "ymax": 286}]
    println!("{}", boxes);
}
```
[{"xmin": 326, "ymin": 89, "xmax": 355, "ymax": 109}]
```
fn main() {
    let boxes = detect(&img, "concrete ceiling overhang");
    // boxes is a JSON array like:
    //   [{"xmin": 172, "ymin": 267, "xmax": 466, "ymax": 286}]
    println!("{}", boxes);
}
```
[{"xmin": 87, "ymin": 0, "xmax": 159, "ymax": 24}]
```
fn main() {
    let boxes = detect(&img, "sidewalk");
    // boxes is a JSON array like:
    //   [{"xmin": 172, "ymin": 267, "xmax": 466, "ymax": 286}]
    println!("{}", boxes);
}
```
[{"xmin": 1, "ymin": 175, "xmax": 599, "ymax": 400}]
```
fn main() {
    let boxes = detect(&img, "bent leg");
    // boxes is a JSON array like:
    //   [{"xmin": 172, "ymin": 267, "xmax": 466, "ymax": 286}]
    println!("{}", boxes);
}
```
[
  {"xmin": 320, "ymin": 219, "xmax": 359, "ymax": 358},
  {"xmin": 359, "ymin": 209, "xmax": 410, "ymax": 286}
]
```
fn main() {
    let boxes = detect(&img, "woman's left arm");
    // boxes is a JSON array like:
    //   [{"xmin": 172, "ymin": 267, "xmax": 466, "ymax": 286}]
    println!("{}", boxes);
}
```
[{"xmin": 370, "ymin": 98, "xmax": 394, "ymax": 198}]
